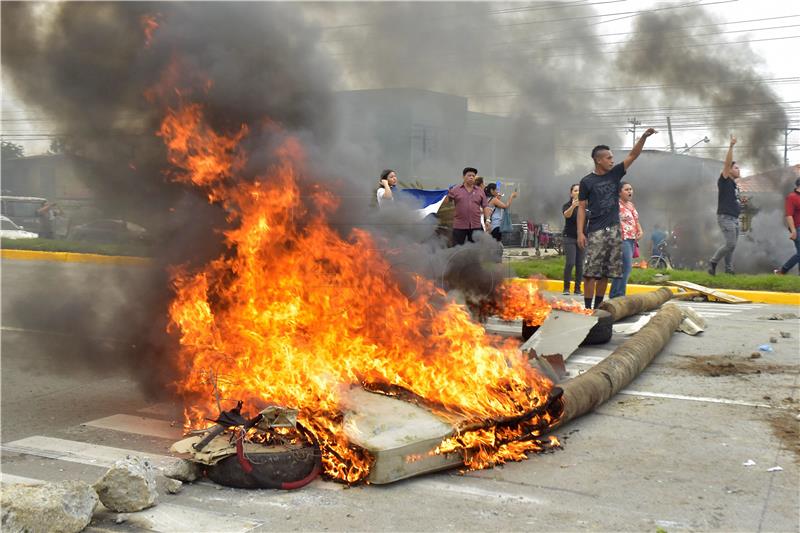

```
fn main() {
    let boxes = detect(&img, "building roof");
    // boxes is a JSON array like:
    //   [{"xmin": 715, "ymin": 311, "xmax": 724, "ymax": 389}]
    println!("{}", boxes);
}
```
[{"xmin": 738, "ymin": 165, "xmax": 800, "ymax": 193}]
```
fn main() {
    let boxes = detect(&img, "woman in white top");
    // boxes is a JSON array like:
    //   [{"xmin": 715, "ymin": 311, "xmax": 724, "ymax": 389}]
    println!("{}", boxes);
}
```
[{"xmin": 376, "ymin": 169, "xmax": 397, "ymax": 207}]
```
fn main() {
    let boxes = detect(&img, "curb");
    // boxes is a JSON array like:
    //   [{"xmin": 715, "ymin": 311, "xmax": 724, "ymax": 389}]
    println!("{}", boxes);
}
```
[
  {"xmin": 1, "ymin": 248, "xmax": 151, "ymax": 266},
  {"xmin": 527, "ymin": 278, "xmax": 800, "ymax": 306}
]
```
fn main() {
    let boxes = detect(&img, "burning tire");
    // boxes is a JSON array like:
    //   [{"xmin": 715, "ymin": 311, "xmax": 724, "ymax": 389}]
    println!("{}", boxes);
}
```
[
  {"xmin": 206, "ymin": 443, "xmax": 321, "ymax": 490},
  {"xmin": 579, "ymin": 309, "xmax": 613, "ymax": 345},
  {"xmin": 521, "ymin": 323, "xmax": 540, "ymax": 341}
]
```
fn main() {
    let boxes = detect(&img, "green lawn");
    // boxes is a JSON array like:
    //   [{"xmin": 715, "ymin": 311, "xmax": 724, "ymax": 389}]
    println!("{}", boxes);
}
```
[
  {"xmin": 511, "ymin": 255, "xmax": 800, "ymax": 293},
  {"xmin": 1, "ymin": 238, "xmax": 152, "ymax": 258}
]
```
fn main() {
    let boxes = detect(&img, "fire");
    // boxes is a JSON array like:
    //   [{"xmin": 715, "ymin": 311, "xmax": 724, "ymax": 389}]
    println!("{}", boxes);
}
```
[
  {"xmin": 484, "ymin": 279, "xmax": 592, "ymax": 326},
  {"xmin": 160, "ymin": 100, "xmax": 561, "ymax": 483}
]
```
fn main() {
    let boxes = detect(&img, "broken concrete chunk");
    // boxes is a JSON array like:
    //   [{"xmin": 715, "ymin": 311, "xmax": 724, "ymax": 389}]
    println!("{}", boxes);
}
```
[
  {"xmin": 0, "ymin": 480, "xmax": 98, "ymax": 533},
  {"xmin": 779, "ymin": 331, "xmax": 792, "ymax": 338},
  {"xmin": 165, "ymin": 478, "xmax": 183, "ymax": 494},
  {"xmin": 94, "ymin": 455, "xmax": 158, "ymax": 512},
  {"xmin": 162, "ymin": 458, "xmax": 203, "ymax": 482}
]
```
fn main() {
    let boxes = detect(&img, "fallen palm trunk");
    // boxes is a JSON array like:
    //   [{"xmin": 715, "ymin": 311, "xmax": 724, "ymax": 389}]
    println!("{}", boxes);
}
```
[
  {"xmin": 549, "ymin": 303, "xmax": 682, "ymax": 430},
  {"xmin": 599, "ymin": 287, "xmax": 673, "ymax": 322}
]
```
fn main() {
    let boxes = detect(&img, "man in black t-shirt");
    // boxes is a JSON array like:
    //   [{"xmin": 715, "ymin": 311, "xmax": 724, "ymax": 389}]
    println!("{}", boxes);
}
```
[
  {"xmin": 708, "ymin": 135, "xmax": 743, "ymax": 275},
  {"xmin": 577, "ymin": 128, "xmax": 657, "ymax": 309}
]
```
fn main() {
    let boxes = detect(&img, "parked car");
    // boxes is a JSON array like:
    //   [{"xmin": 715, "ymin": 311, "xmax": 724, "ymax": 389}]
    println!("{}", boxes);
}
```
[
  {"xmin": 69, "ymin": 219, "xmax": 149, "ymax": 244},
  {"xmin": 1, "ymin": 214, "xmax": 38, "ymax": 239}
]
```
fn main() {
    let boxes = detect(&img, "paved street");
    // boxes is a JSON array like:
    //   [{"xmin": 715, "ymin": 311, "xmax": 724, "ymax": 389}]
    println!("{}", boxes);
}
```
[{"xmin": 2, "ymin": 258, "xmax": 799, "ymax": 532}]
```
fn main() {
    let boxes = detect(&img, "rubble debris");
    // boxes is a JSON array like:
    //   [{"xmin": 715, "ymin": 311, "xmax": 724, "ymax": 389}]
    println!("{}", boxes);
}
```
[
  {"xmin": 758, "ymin": 344, "xmax": 774, "ymax": 353},
  {"xmin": 677, "ymin": 306, "xmax": 706, "ymax": 336},
  {"xmin": 0, "ymin": 480, "xmax": 98, "ymax": 533},
  {"xmin": 165, "ymin": 478, "xmax": 183, "ymax": 494},
  {"xmin": 758, "ymin": 313, "xmax": 800, "ymax": 321},
  {"xmin": 162, "ymin": 458, "xmax": 203, "ymax": 483},
  {"xmin": 115, "ymin": 514, "xmax": 128, "ymax": 524},
  {"xmin": 94, "ymin": 455, "xmax": 158, "ymax": 512},
  {"xmin": 666, "ymin": 281, "xmax": 751, "ymax": 303},
  {"xmin": 769, "ymin": 336, "xmax": 778, "ymax": 343},
  {"xmin": 742, "ymin": 459, "xmax": 756, "ymax": 467},
  {"xmin": 520, "ymin": 309, "xmax": 598, "ymax": 358},
  {"xmin": 750, "ymin": 352, "xmax": 762, "ymax": 359},
  {"xmin": 779, "ymin": 331, "xmax": 792, "ymax": 338},
  {"xmin": 767, "ymin": 466, "xmax": 783, "ymax": 472}
]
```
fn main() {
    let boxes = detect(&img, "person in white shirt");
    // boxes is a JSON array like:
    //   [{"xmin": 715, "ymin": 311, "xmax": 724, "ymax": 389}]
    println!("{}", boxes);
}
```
[{"xmin": 376, "ymin": 169, "xmax": 398, "ymax": 207}]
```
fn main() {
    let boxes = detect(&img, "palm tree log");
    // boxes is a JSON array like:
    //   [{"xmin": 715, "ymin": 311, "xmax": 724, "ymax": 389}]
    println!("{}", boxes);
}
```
[
  {"xmin": 599, "ymin": 287, "xmax": 673, "ymax": 322},
  {"xmin": 550, "ymin": 303, "xmax": 682, "ymax": 429}
]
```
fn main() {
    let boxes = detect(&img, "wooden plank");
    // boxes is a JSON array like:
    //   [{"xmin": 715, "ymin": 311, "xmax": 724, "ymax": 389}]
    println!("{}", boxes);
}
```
[{"xmin": 666, "ymin": 281, "xmax": 751, "ymax": 304}]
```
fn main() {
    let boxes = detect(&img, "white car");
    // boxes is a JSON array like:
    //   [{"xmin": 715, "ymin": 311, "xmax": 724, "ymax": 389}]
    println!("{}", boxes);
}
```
[{"xmin": 1, "ymin": 215, "xmax": 38, "ymax": 239}]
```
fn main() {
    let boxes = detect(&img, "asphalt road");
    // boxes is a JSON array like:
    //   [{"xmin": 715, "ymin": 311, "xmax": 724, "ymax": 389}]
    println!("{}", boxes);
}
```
[{"xmin": 2, "ymin": 258, "xmax": 799, "ymax": 532}]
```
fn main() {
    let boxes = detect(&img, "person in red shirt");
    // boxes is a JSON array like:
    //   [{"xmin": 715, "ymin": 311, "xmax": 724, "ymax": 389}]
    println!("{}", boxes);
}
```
[{"xmin": 775, "ymin": 176, "xmax": 800, "ymax": 275}]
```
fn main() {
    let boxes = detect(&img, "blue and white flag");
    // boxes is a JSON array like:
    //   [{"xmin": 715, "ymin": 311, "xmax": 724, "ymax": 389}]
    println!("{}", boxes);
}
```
[{"xmin": 399, "ymin": 188, "xmax": 449, "ymax": 219}]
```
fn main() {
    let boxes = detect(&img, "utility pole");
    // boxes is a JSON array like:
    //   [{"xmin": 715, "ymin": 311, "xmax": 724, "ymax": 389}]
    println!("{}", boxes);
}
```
[
  {"xmin": 627, "ymin": 117, "xmax": 641, "ymax": 147},
  {"xmin": 785, "ymin": 124, "xmax": 799, "ymax": 166},
  {"xmin": 666, "ymin": 116, "xmax": 676, "ymax": 153}
]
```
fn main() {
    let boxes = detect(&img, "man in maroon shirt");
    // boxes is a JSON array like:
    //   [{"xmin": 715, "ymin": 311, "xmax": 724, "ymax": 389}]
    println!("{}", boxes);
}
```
[
  {"xmin": 775, "ymin": 174, "xmax": 800, "ymax": 275},
  {"xmin": 444, "ymin": 167, "xmax": 490, "ymax": 245}
]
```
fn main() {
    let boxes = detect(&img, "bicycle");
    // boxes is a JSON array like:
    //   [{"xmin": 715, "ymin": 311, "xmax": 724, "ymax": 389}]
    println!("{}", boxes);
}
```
[{"xmin": 649, "ymin": 239, "xmax": 673, "ymax": 270}]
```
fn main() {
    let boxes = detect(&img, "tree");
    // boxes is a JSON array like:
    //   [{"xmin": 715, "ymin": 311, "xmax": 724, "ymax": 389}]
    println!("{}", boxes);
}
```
[{"xmin": 1, "ymin": 141, "xmax": 25, "ymax": 160}]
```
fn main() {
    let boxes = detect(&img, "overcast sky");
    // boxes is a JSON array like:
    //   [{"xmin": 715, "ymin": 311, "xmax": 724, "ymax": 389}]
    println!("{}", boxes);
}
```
[{"xmin": 2, "ymin": 0, "xmax": 797, "ymax": 172}]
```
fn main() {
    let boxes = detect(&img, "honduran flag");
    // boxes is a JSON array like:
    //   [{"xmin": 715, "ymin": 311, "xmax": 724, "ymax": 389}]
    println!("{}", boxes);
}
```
[{"xmin": 398, "ymin": 188, "xmax": 449, "ymax": 218}]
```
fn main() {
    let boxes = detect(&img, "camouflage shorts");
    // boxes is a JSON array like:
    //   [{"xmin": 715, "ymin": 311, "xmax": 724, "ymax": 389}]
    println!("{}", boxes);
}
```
[{"xmin": 583, "ymin": 225, "xmax": 623, "ymax": 279}]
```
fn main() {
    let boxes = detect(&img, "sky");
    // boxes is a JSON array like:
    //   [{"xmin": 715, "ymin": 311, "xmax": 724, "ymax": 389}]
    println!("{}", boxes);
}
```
[{"xmin": 2, "ymin": 0, "xmax": 798, "ymax": 174}]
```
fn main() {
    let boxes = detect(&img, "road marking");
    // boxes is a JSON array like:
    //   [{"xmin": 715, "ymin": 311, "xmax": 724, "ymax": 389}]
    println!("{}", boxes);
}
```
[
  {"xmin": 0, "ymin": 473, "xmax": 43, "ymax": 485},
  {"xmin": 0, "ymin": 325, "xmax": 124, "ymax": 343},
  {"xmin": 0, "ymin": 471, "xmax": 260, "ymax": 532},
  {"xmin": 619, "ymin": 390, "xmax": 774, "ymax": 409},
  {"xmin": 83, "ymin": 414, "xmax": 183, "ymax": 440},
  {"xmin": 413, "ymin": 478, "xmax": 545, "ymax": 505},
  {"xmin": 97, "ymin": 502, "xmax": 261, "ymax": 533},
  {"xmin": 1, "ymin": 436, "xmax": 174, "ymax": 469}
]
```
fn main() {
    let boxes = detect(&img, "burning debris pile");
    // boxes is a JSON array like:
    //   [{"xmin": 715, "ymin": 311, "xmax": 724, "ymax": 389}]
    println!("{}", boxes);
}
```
[{"xmin": 159, "ymin": 101, "xmax": 563, "ymax": 485}]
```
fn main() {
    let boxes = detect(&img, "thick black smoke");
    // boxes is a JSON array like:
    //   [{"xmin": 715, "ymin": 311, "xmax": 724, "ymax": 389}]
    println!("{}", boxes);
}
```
[{"xmin": 1, "ymin": 2, "xmax": 340, "ymax": 395}]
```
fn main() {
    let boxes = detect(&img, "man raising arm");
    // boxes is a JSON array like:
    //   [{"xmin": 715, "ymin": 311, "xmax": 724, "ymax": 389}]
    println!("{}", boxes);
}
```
[{"xmin": 577, "ymin": 127, "xmax": 656, "ymax": 309}]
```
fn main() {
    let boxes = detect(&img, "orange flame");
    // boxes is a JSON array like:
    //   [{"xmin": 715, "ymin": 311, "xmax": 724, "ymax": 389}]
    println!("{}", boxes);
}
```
[
  {"xmin": 484, "ymin": 279, "xmax": 592, "ymax": 326},
  {"xmin": 161, "ymin": 101, "xmax": 561, "ymax": 483}
]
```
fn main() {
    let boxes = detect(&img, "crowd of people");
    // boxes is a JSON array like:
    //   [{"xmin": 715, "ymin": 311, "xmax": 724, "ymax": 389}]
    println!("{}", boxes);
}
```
[{"xmin": 375, "ymin": 129, "xmax": 800, "ymax": 309}]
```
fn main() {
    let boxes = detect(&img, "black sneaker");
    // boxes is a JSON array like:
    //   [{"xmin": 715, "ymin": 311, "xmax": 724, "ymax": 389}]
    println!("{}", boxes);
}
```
[
  {"xmin": 707, "ymin": 262, "xmax": 717, "ymax": 276},
  {"xmin": 574, "ymin": 290, "xmax": 583, "ymax": 295},
  {"xmin": 562, "ymin": 290, "xmax": 571, "ymax": 296},
  {"xmin": 725, "ymin": 270, "xmax": 735, "ymax": 275}
]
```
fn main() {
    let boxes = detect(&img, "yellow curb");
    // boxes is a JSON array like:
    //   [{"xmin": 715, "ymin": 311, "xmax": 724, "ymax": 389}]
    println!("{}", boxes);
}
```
[
  {"xmin": 1, "ymin": 248, "xmax": 151, "ymax": 266},
  {"xmin": 517, "ymin": 278, "xmax": 800, "ymax": 306}
]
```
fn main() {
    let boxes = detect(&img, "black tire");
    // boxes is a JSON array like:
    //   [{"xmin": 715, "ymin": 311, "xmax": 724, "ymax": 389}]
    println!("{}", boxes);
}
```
[
  {"xmin": 580, "ymin": 309, "xmax": 613, "ymax": 345},
  {"xmin": 521, "ymin": 323, "xmax": 541, "ymax": 341},
  {"xmin": 206, "ymin": 444, "xmax": 320, "ymax": 489}
]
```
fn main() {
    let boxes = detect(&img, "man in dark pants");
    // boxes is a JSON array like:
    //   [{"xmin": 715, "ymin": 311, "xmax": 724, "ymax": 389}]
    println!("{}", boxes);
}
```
[
  {"xmin": 577, "ymin": 128, "xmax": 657, "ymax": 309},
  {"xmin": 775, "ymin": 175, "xmax": 800, "ymax": 275},
  {"xmin": 708, "ymin": 135, "xmax": 743, "ymax": 275},
  {"xmin": 444, "ymin": 167, "xmax": 490, "ymax": 245}
]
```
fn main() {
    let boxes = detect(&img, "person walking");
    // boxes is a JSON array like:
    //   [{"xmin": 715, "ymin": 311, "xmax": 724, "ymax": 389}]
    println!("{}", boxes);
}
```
[
  {"xmin": 561, "ymin": 184, "xmax": 583, "ymax": 295},
  {"xmin": 708, "ymin": 135, "xmax": 744, "ymax": 275},
  {"xmin": 443, "ymin": 167, "xmax": 490, "ymax": 245},
  {"xmin": 577, "ymin": 127, "xmax": 656, "ymax": 310},
  {"xmin": 609, "ymin": 182, "xmax": 643, "ymax": 298},
  {"xmin": 775, "ymin": 176, "xmax": 800, "ymax": 275}
]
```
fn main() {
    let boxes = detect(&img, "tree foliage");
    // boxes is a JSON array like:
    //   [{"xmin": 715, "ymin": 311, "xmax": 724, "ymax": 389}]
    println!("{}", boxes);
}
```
[{"xmin": 1, "ymin": 141, "xmax": 25, "ymax": 160}]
